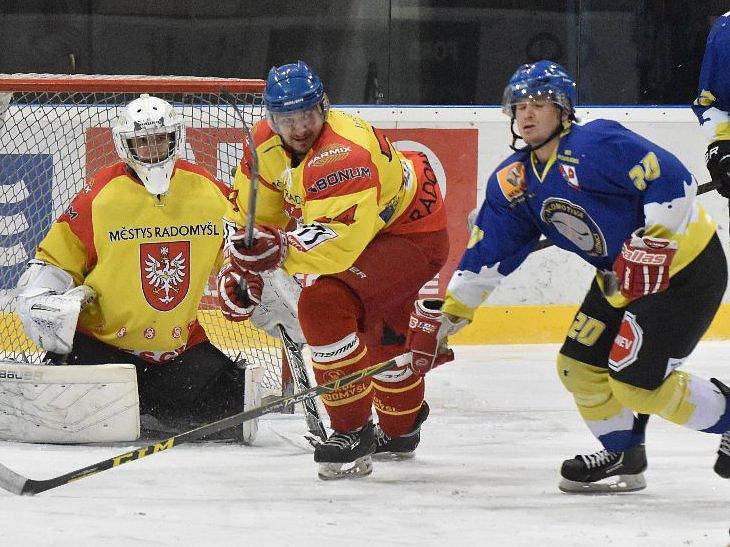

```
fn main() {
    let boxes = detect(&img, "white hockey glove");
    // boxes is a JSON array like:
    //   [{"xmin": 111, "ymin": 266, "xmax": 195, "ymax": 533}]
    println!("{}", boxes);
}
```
[
  {"xmin": 16, "ymin": 261, "xmax": 95, "ymax": 354},
  {"xmin": 406, "ymin": 299, "xmax": 467, "ymax": 374},
  {"xmin": 252, "ymin": 269, "xmax": 305, "ymax": 344}
]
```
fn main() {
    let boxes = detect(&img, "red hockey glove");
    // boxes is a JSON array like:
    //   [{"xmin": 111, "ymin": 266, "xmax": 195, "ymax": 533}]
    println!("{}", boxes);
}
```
[
  {"xmin": 612, "ymin": 231, "xmax": 677, "ymax": 300},
  {"xmin": 406, "ymin": 299, "xmax": 466, "ymax": 374},
  {"xmin": 217, "ymin": 261, "xmax": 264, "ymax": 322},
  {"xmin": 227, "ymin": 224, "xmax": 288, "ymax": 273}
]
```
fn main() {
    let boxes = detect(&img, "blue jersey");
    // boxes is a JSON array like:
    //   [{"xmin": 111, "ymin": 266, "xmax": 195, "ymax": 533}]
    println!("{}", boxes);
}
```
[
  {"xmin": 693, "ymin": 12, "xmax": 730, "ymax": 140},
  {"xmin": 443, "ymin": 120, "xmax": 717, "ymax": 319}
]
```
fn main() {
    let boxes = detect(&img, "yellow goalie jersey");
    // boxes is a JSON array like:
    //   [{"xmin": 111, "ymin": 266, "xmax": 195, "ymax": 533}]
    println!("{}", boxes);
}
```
[
  {"xmin": 229, "ymin": 109, "xmax": 445, "ymax": 275},
  {"xmin": 35, "ymin": 160, "xmax": 231, "ymax": 363}
]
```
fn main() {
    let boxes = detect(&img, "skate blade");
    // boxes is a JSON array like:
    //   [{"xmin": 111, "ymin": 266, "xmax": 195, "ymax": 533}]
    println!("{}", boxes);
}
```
[
  {"xmin": 372, "ymin": 451, "xmax": 416, "ymax": 461},
  {"xmin": 559, "ymin": 473, "xmax": 647, "ymax": 494},
  {"xmin": 317, "ymin": 456, "xmax": 373, "ymax": 481}
]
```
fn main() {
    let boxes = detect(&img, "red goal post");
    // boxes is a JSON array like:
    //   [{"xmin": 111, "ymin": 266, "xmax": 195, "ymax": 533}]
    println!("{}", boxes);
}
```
[{"xmin": 0, "ymin": 73, "xmax": 292, "ymax": 398}]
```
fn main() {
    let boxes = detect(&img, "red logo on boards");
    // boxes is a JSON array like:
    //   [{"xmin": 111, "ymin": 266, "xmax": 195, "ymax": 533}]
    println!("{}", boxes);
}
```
[
  {"xmin": 140, "ymin": 241, "xmax": 190, "ymax": 311},
  {"xmin": 608, "ymin": 311, "xmax": 643, "ymax": 372}
]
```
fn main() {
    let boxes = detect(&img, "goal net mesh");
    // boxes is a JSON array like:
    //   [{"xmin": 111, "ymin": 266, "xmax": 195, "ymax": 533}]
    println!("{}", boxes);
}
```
[{"xmin": 0, "ymin": 74, "xmax": 291, "ymax": 399}]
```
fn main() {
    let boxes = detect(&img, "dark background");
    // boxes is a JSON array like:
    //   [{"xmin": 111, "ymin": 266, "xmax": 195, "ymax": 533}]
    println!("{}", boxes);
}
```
[{"xmin": 0, "ymin": 0, "xmax": 726, "ymax": 106}]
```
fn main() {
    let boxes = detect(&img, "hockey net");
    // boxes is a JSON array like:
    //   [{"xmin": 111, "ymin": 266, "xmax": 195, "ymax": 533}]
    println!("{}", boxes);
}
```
[{"xmin": 0, "ymin": 74, "xmax": 292, "ymax": 400}]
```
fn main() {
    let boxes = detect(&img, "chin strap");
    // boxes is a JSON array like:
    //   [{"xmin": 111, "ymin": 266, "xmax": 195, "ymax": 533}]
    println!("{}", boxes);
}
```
[
  {"xmin": 508, "ymin": 105, "xmax": 575, "ymax": 153},
  {"xmin": 509, "ymin": 117, "xmax": 567, "ymax": 153}
]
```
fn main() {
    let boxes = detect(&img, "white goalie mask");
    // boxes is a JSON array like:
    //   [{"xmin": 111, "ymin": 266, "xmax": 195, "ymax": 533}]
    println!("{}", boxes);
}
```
[{"xmin": 112, "ymin": 94, "xmax": 185, "ymax": 195}]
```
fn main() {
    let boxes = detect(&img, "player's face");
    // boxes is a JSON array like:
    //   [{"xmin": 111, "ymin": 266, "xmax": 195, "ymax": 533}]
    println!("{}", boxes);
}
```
[
  {"xmin": 515, "ymin": 99, "xmax": 562, "ymax": 146},
  {"xmin": 130, "ymin": 133, "xmax": 171, "ymax": 164},
  {"xmin": 271, "ymin": 107, "xmax": 325, "ymax": 155}
]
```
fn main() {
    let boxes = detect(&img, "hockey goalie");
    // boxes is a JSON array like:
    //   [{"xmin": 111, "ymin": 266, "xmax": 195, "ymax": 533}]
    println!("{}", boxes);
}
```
[{"xmin": 1, "ymin": 94, "xmax": 300, "ymax": 445}]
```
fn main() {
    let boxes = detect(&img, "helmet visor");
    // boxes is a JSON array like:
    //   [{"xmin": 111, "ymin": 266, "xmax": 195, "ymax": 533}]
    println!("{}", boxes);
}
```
[
  {"xmin": 121, "ymin": 127, "xmax": 181, "ymax": 165},
  {"xmin": 269, "ymin": 106, "xmax": 323, "ymax": 131}
]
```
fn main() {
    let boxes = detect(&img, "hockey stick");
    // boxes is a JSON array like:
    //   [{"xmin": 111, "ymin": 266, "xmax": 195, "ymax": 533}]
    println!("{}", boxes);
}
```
[
  {"xmin": 239, "ymin": 108, "xmax": 259, "ymax": 248},
  {"xmin": 224, "ymin": 98, "xmax": 320, "ymax": 439},
  {"xmin": 219, "ymin": 93, "xmax": 259, "ymax": 247},
  {"xmin": 532, "ymin": 179, "xmax": 722, "ymax": 252},
  {"xmin": 0, "ymin": 353, "xmax": 408, "ymax": 496},
  {"xmin": 278, "ymin": 324, "xmax": 328, "ymax": 443}
]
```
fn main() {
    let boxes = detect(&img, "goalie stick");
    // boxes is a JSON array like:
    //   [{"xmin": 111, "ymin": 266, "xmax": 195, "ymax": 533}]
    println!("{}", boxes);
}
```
[
  {"xmin": 278, "ymin": 324, "xmax": 328, "ymax": 443},
  {"xmin": 0, "ymin": 353, "xmax": 408, "ymax": 496},
  {"xmin": 532, "ymin": 178, "xmax": 721, "ymax": 252}
]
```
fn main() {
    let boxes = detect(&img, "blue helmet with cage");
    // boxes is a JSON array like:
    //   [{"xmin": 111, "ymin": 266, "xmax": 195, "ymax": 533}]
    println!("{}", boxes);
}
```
[
  {"xmin": 264, "ymin": 61, "xmax": 325, "ymax": 113},
  {"xmin": 501, "ymin": 60, "xmax": 576, "ymax": 118}
]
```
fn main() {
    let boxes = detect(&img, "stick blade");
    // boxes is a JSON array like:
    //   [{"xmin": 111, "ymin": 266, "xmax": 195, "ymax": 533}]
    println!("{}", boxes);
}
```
[{"xmin": 0, "ymin": 462, "xmax": 30, "ymax": 496}]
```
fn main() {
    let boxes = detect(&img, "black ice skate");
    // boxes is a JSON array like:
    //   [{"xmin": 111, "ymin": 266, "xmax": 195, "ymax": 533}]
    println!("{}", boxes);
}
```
[
  {"xmin": 715, "ymin": 432, "xmax": 730, "ymax": 478},
  {"xmin": 374, "ymin": 401, "xmax": 430, "ymax": 459},
  {"xmin": 314, "ymin": 422, "xmax": 377, "ymax": 480},
  {"xmin": 559, "ymin": 444, "xmax": 647, "ymax": 493},
  {"xmin": 711, "ymin": 378, "xmax": 730, "ymax": 478}
]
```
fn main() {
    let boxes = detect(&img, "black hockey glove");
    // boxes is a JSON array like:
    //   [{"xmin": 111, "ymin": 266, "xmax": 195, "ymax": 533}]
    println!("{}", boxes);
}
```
[{"xmin": 706, "ymin": 140, "xmax": 730, "ymax": 198}]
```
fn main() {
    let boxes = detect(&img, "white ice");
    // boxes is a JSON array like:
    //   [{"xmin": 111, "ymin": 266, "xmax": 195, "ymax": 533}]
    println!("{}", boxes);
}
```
[{"xmin": 1, "ymin": 343, "xmax": 728, "ymax": 547}]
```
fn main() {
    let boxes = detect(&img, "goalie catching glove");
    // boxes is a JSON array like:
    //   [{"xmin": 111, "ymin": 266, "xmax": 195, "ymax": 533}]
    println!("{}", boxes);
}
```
[
  {"xmin": 406, "ymin": 299, "xmax": 467, "ymax": 374},
  {"xmin": 217, "ymin": 261, "xmax": 264, "ymax": 322},
  {"xmin": 226, "ymin": 224, "xmax": 288, "ymax": 273},
  {"xmin": 612, "ymin": 230, "xmax": 677, "ymax": 300}
]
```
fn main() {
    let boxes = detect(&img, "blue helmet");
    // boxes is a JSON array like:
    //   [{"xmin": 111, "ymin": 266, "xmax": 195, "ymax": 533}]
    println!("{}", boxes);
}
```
[
  {"xmin": 501, "ymin": 60, "xmax": 576, "ymax": 117},
  {"xmin": 264, "ymin": 61, "xmax": 325, "ymax": 113}
]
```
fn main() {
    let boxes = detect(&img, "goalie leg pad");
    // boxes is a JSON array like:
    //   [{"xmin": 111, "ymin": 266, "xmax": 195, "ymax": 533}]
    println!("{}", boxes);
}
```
[{"xmin": 0, "ymin": 361, "xmax": 140, "ymax": 443}]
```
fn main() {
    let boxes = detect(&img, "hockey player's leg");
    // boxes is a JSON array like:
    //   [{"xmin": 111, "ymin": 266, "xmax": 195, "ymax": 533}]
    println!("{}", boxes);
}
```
[
  {"xmin": 556, "ymin": 353, "xmax": 647, "ymax": 493},
  {"xmin": 710, "ymin": 379, "xmax": 730, "ymax": 478},
  {"xmin": 371, "ymin": 359, "xmax": 428, "ymax": 458},
  {"xmin": 299, "ymin": 278, "xmax": 377, "ymax": 480},
  {"xmin": 148, "ymin": 342, "xmax": 260, "ymax": 443},
  {"xmin": 353, "ymin": 231, "xmax": 449, "ymax": 460},
  {"xmin": 611, "ymin": 372, "xmax": 730, "ymax": 479},
  {"xmin": 374, "ymin": 401, "xmax": 430, "ymax": 459}
]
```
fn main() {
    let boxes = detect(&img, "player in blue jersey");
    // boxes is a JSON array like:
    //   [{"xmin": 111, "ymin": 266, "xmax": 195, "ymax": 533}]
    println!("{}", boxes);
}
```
[
  {"xmin": 405, "ymin": 60, "xmax": 730, "ymax": 492},
  {"xmin": 693, "ymin": 11, "xmax": 730, "ymax": 479},
  {"xmin": 694, "ymin": 12, "xmax": 730, "ymax": 198}
]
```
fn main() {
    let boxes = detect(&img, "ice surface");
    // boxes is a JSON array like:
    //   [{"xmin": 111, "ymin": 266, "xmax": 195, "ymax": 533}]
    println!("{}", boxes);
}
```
[{"xmin": 0, "ymin": 343, "xmax": 728, "ymax": 546}]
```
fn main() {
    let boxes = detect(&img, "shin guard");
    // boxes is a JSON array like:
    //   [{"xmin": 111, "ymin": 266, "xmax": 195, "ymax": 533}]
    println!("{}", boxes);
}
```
[{"xmin": 372, "ymin": 366, "xmax": 425, "ymax": 437}]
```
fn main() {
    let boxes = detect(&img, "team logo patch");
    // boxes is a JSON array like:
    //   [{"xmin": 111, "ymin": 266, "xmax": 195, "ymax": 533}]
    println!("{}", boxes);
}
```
[
  {"xmin": 307, "ymin": 144, "xmax": 352, "ymax": 167},
  {"xmin": 558, "ymin": 163, "xmax": 580, "ymax": 190},
  {"xmin": 540, "ymin": 198, "xmax": 607, "ymax": 256},
  {"xmin": 608, "ymin": 311, "xmax": 643, "ymax": 372},
  {"xmin": 287, "ymin": 223, "xmax": 338, "ymax": 252},
  {"xmin": 140, "ymin": 241, "xmax": 190, "ymax": 311},
  {"xmin": 496, "ymin": 161, "xmax": 527, "ymax": 202},
  {"xmin": 307, "ymin": 166, "xmax": 371, "ymax": 194}
]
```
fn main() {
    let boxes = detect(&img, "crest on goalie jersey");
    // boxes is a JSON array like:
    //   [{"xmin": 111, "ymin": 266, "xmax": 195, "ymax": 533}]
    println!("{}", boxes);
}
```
[{"xmin": 140, "ymin": 241, "xmax": 190, "ymax": 311}]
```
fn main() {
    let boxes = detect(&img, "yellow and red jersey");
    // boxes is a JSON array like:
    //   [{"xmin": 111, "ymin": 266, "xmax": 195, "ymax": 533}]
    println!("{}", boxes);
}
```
[
  {"xmin": 228, "ymin": 109, "xmax": 447, "ymax": 276},
  {"xmin": 35, "ymin": 159, "xmax": 232, "ymax": 362}
]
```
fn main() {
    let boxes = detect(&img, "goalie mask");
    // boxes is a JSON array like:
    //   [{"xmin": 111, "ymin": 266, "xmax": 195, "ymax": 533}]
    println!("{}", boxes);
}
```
[{"xmin": 112, "ymin": 94, "xmax": 185, "ymax": 195}]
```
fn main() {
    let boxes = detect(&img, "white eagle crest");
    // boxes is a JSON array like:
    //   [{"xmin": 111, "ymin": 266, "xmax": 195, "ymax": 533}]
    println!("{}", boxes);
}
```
[{"xmin": 144, "ymin": 247, "xmax": 186, "ymax": 304}]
